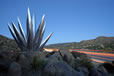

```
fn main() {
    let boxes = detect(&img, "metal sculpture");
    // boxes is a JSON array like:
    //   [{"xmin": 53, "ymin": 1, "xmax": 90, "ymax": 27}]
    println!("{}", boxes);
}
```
[{"xmin": 8, "ymin": 8, "xmax": 53, "ymax": 52}]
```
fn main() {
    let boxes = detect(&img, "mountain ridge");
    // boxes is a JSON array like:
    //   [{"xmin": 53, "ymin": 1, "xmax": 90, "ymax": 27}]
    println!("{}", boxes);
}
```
[
  {"xmin": 46, "ymin": 36, "xmax": 114, "ymax": 50},
  {"xmin": 0, "ymin": 35, "xmax": 114, "ymax": 51}
]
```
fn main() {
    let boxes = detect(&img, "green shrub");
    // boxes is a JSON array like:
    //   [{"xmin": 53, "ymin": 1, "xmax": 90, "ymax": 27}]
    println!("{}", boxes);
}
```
[
  {"xmin": 79, "ymin": 55, "xmax": 93, "ymax": 69},
  {"xmin": 71, "ymin": 52, "xmax": 93, "ymax": 70},
  {"xmin": 31, "ymin": 56, "xmax": 46, "ymax": 71}
]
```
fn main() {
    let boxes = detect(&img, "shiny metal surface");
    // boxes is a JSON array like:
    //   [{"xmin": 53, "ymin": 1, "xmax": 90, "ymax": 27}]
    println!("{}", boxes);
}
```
[{"xmin": 8, "ymin": 8, "xmax": 53, "ymax": 51}]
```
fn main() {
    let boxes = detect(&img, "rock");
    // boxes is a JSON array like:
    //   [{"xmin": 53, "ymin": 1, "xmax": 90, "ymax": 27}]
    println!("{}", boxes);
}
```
[
  {"xmin": 45, "ymin": 51, "xmax": 56, "ymax": 58},
  {"xmin": 20, "ymin": 53, "xmax": 48, "ymax": 76},
  {"xmin": 22, "ymin": 70, "xmax": 41, "ymax": 76},
  {"xmin": 8, "ymin": 62, "xmax": 21, "ymax": 76},
  {"xmin": 71, "ymin": 52, "xmax": 86, "ymax": 59},
  {"xmin": 102, "ymin": 62, "xmax": 114, "ymax": 73},
  {"xmin": 0, "ymin": 62, "xmax": 8, "ymax": 76},
  {"xmin": 18, "ymin": 54, "xmax": 31, "ymax": 69},
  {"xmin": 18, "ymin": 54, "xmax": 31, "ymax": 76},
  {"xmin": 97, "ymin": 65, "xmax": 108, "ymax": 76},
  {"xmin": 89, "ymin": 67, "xmax": 101, "ymax": 76},
  {"xmin": 112, "ymin": 61, "xmax": 114, "ymax": 64},
  {"xmin": 48, "ymin": 51, "xmax": 63, "ymax": 63},
  {"xmin": 0, "ymin": 52, "xmax": 12, "ymax": 76},
  {"xmin": 77, "ymin": 67, "xmax": 89, "ymax": 76},
  {"xmin": 43, "ymin": 61, "xmax": 85, "ymax": 76},
  {"xmin": 89, "ymin": 65, "xmax": 108, "ymax": 76},
  {"xmin": 59, "ymin": 49, "xmax": 75, "ymax": 65}
]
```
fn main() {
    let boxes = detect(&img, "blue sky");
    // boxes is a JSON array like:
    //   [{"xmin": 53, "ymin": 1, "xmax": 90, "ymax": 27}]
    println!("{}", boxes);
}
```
[{"xmin": 0, "ymin": 0, "xmax": 114, "ymax": 44}]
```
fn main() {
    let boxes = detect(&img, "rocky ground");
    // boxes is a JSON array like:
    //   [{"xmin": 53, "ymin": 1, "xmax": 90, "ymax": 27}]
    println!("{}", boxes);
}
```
[{"xmin": 0, "ymin": 48, "xmax": 112, "ymax": 76}]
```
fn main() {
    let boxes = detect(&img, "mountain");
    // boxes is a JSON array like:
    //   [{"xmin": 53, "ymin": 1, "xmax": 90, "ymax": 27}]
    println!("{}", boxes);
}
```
[
  {"xmin": 46, "ymin": 36, "xmax": 114, "ymax": 50},
  {"xmin": 0, "ymin": 35, "xmax": 19, "ymax": 52}
]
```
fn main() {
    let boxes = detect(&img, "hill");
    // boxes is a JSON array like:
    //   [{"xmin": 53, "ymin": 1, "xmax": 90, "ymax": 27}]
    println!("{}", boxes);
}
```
[
  {"xmin": 0, "ymin": 35, "xmax": 19, "ymax": 52},
  {"xmin": 46, "ymin": 36, "xmax": 114, "ymax": 50},
  {"xmin": 0, "ymin": 35, "xmax": 114, "ymax": 51}
]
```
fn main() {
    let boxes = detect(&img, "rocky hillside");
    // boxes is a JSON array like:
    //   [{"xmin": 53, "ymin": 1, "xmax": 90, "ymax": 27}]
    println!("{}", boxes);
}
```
[
  {"xmin": 0, "ymin": 35, "xmax": 20, "ymax": 52},
  {"xmin": 0, "ymin": 47, "xmax": 110, "ymax": 76},
  {"xmin": 46, "ymin": 36, "xmax": 114, "ymax": 50}
]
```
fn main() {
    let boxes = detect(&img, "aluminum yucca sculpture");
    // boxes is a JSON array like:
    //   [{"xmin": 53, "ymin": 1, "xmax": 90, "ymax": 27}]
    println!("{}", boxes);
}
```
[{"xmin": 8, "ymin": 8, "xmax": 53, "ymax": 52}]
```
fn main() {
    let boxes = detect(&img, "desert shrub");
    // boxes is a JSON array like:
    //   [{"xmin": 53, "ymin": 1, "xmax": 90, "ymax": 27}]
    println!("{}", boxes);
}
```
[
  {"xmin": 79, "ymin": 55, "xmax": 93, "ymax": 69},
  {"xmin": 31, "ymin": 56, "xmax": 46, "ymax": 71},
  {"xmin": 71, "ymin": 52, "xmax": 93, "ymax": 70}
]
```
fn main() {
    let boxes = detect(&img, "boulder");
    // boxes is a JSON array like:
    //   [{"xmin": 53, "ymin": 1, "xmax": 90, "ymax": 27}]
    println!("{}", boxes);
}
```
[
  {"xmin": 102, "ymin": 62, "xmax": 114, "ymax": 73},
  {"xmin": 59, "ymin": 49, "xmax": 75, "ymax": 65},
  {"xmin": 18, "ymin": 54, "xmax": 31, "ymax": 69},
  {"xmin": 43, "ymin": 61, "xmax": 85, "ymax": 76},
  {"xmin": 48, "ymin": 51, "xmax": 63, "ymax": 63},
  {"xmin": 77, "ymin": 67, "xmax": 89, "ymax": 76},
  {"xmin": 89, "ymin": 67, "xmax": 101, "ymax": 76},
  {"xmin": 0, "ymin": 62, "xmax": 8, "ymax": 76},
  {"xmin": 21, "ymin": 70, "xmax": 41, "ymax": 76},
  {"xmin": 89, "ymin": 64, "xmax": 108, "ymax": 76},
  {"xmin": 97, "ymin": 65, "xmax": 108, "ymax": 76},
  {"xmin": 17, "ymin": 54, "xmax": 31, "ymax": 76},
  {"xmin": 0, "ymin": 52, "xmax": 12, "ymax": 76},
  {"xmin": 8, "ymin": 61, "xmax": 21, "ymax": 76}
]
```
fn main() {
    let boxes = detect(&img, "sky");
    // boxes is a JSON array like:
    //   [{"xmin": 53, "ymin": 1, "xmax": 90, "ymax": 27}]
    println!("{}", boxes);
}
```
[{"xmin": 0, "ymin": 0, "xmax": 114, "ymax": 44}]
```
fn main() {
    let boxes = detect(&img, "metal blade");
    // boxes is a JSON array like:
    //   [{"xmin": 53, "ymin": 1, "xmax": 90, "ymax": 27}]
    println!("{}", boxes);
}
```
[
  {"xmin": 11, "ymin": 22, "xmax": 26, "ymax": 48},
  {"xmin": 17, "ymin": 17, "xmax": 26, "ymax": 43},
  {"xmin": 8, "ymin": 24, "xmax": 23, "ymax": 50},
  {"xmin": 36, "ymin": 25, "xmax": 45, "ymax": 50},
  {"xmin": 32, "ymin": 14, "xmax": 36, "ymax": 38},
  {"xmin": 39, "ymin": 32, "xmax": 53, "ymax": 51},
  {"xmin": 27, "ymin": 8, "xmax": 33, "ymax": 50},
  {"xmin": 33, "ymin": 15, "xmax": 45, "ymax": 49}
]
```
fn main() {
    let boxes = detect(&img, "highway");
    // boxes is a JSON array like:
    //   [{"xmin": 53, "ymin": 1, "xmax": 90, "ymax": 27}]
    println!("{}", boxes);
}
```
[
  {"xmin": 44, "ymin": 48, "xmax": 114, "ymax": 63},
  {"xmin": 88, "ymin": 55, "xmax": 114, "ymax": 63},
  {"xmin": 70, "ymin": 50, "xmax": 114, "ymax": 63}
]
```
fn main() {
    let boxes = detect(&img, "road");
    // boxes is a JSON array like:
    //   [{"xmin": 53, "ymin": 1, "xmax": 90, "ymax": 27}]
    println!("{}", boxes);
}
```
[
  {"xmin": 88, "ymin": 54, "xmax": 114, "ymax": 63},
  {"xmin": 70, "ymin": 50, "xmax": 114, "ymax": 63},
  {"xmin": 44, "ymin": 48, "xmax": 114, "ymax": 63}
]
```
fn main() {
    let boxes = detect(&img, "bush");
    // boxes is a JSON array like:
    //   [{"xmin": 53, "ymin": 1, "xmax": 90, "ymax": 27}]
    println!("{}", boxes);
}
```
[
  {"xmin": 71, "ymin": 52, "xmax": 93, "ymax": 70},
  {"xmin": 31, "ymin": 56, "xmax": 46, "ymax": 71},
  {"xmin": 77, "ymin": 53, "xmax": 92, "ymax": 69}
]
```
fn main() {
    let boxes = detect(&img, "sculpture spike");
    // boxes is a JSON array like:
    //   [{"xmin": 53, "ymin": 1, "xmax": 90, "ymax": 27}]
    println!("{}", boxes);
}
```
[
  {"xmin": 27, "ymin": 8, "xmax": 32, "ymax": 40},
  {"xmin": 17, "ymin": 17, "xmax": 26, "ymax": 42},
  {"xmin": 39, "ymin": 32, "xmax": 53, "ymax": 51},
  {"xmin": 32, "ymin": 14, "xmax": 36, "ymax": 38},
  {"xmin": 34, "ymin": 15, "xmax": 45, "ymax": 45},
  {"xmin": 27, "ymin": 8, "xmax": 33, "ymax": 51},
  {"xmin": 11, "ymin": 22, "xmax": 26, "ymax": 48},
  {"xmin": 35, "ymin": 25, "xmax": 46, "ymax": 50},
  {"xmin": 8, "ymin": 8, "xmax": 52, "ymax": 52},
  {"xmin": 8, "ymin": 24, "xmax": 23, "ymax": 50}
]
